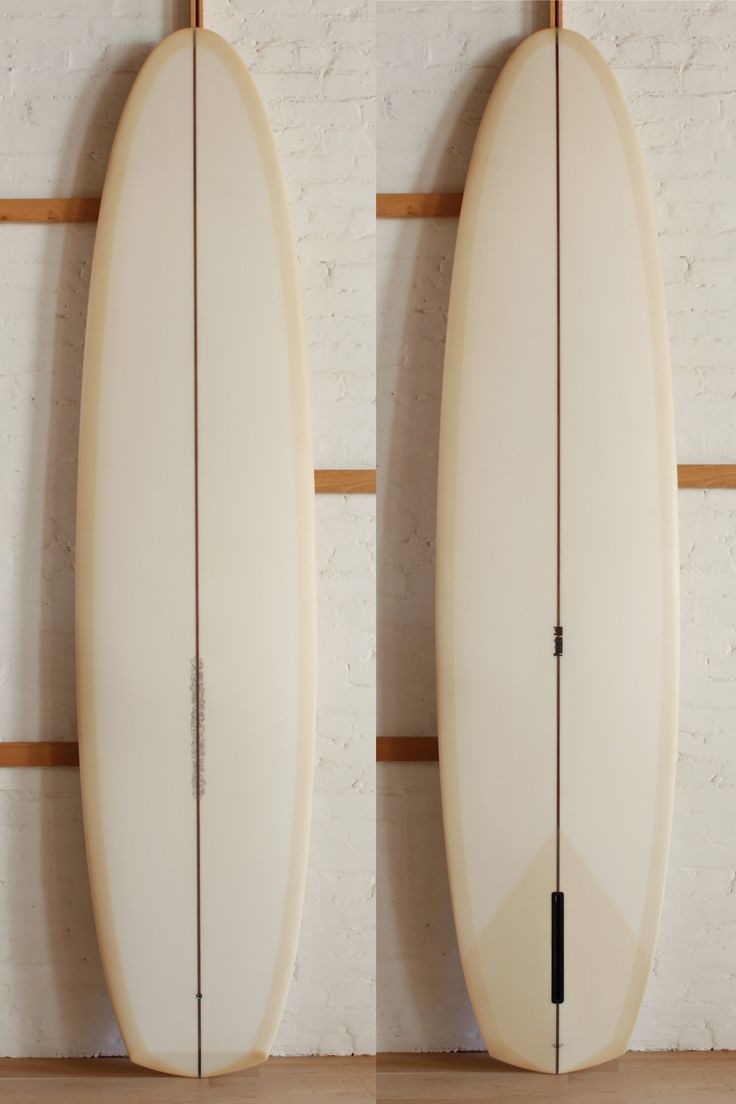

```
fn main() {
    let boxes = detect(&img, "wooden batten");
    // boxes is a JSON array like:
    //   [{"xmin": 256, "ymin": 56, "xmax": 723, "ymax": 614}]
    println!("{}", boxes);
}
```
[
  {"xmin": 0, "ymin": 742, "xmax": 80, "ymax": 768},
  {"xmin": 376, "ymin": 193, "xmax": 462, "ymax": 218},
  {"xmin": 677, "ymin": 464, "xmax": 736, "ymax": 489},
  {"xmin": 0, "ymin": 198, "xmax": 100, "ymax": 223},
  {"xmin": 377, "ymin": 737, "xmax": 439, "ymax": 762},
  {"xmin": 315, "ymin": 469, "xmax": 376, "ymax": 494}
]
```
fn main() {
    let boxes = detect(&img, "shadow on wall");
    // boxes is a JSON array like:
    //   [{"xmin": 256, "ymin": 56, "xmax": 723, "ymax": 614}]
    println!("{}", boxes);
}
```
[
  {"xmin": 376, "ymin": 0, "xmax": 549, "ymax": 1051},
  {"xmin": 7, "ymin": 0, "xmax": 190, "ymax": 1058}
]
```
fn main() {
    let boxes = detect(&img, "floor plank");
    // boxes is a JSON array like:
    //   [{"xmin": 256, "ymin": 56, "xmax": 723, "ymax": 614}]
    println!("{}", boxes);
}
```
[
  {"xmin": 0, "ymin": 1055, "xmax": 375, "ymax": 1104},
  {"xmin": 376, "ymin": 1051, "xmax": 736, "ymax": 1102},
  {"xmin": 4, "ymin": 1051, "xmax": 735, "ymax": 1102}
]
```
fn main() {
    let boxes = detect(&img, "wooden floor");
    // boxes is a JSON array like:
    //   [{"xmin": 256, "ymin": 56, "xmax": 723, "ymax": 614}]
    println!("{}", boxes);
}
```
[
  {"xmin": 3, "ymin": 1051, "xmax": 735, "ymax": 1102},
  {"xmin": 377, "ymin": 1051, "xmax": 736, "ymax": 1103},
  {"xmin": 0, "ymin": 1056, "xmax": 375, "ymax": 1104}
]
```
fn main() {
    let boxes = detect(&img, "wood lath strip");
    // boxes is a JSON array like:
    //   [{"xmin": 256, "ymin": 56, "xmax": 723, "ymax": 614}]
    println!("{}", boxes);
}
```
[
  {"xmin": 376, "ymin": 193, "xmax": 462, "ymax": 218},
  {"xmin": 0, "ymin": 742, "xmax": 79, "ymax": 768},
  {"xmin": 677, "ymin": 464, "xmax": 736, "ymax": 489},
  {"xmin": 0, "ymin": 198, "xmax": 101, "ymax": 223},
  {"xmin": 315, "ymin": 469, "xmax": 376, "ymax": 494},
  {"xmin": 377, "ymin": 736, "xmax": 439, "ymax": 762},
  {"xmin": 1, "ymin": 738, "xmax": 441, "ymax": 767}
]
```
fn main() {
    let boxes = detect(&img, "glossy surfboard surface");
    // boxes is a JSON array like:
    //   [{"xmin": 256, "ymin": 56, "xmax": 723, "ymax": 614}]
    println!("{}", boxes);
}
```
[
  {"xmin": 436, "ymin": 28, "xmax": 678, "ymax": 1074},
  {"xmin": 76, "ymin": 28, "xmax": 315, "ymax": 1078}
]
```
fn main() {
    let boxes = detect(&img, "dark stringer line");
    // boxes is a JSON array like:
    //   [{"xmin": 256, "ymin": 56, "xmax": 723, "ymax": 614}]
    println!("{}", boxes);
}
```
[
  {"xmin": 553, "ymin": 26, "xmax": 563, "ymax": 1076},
  {"xmin": 192, "ymin": 26, "xmax": 203, "ymax": 1080}
]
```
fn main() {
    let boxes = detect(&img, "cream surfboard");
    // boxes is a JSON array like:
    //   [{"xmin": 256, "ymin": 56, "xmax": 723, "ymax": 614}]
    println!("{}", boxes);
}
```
[
  {"xmin": 76, "ymin": 28, "xmax": 315, "ymax": 1078},
  {"xmin": 436, "ymin": 28, "xmax": 678, "ymax": 1074}
]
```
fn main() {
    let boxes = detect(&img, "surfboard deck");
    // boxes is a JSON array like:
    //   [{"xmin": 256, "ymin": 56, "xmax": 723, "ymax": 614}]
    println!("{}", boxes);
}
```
[
  {"xmin": 436, "ymin": 28, "xmax": 678, "ymax": 1074},
  {"xmin": 76, "ymin": 28, "xmax": 315, "ymax": 1078}
]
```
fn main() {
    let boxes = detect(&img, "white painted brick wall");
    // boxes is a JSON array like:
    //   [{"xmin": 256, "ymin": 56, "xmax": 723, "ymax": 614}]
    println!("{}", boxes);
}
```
[
  {"xmin": 378, "ymin": 1, "xmax": 736, "ymax": 1052},
  {"xmin": 1, "ymin": 0, "xmax": 375, "ymax": 469},
  {"xmin": 0, "ymin": 0, "xmax": 375, "ymax": 1058}
]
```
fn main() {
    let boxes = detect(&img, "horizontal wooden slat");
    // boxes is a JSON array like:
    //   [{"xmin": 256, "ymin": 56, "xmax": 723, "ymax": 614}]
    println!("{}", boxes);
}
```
[
  {"xmin": 0, "ymin": 198, "xmax": 101, "ymax": 223},
  {"xmin": 6, "ymin": 735, "xmax": 438, "ymax": 767},
  {"xmin": 377, "ymin": 736, "xmax": 439, "ymax": 762},
  {"xmin": 4, "ymin": 194, "xmax": 464, "ymax": 223},
  {"xmin": 677, "ymin": 464, "xmax": 736, "ymax": 489},
  {"xmin": 2, "ymin": 193, "xmax": 465, "ymax": 224},
  {"xmin": 336, "ymin": 469, "xmax": 736, "ymax": 492},
  {"xmin": 376, "ymin": 193, "xmax": 463, "ymax": 218},
  {"xmin": 2, "ymin": 193, "xmax": 466, "ymax": 225},
  {"xmin": 0, "ymin": 742, "xmax": 79, "ymax": 767},
  {"xmin": 315, "ymin": 469, "xmax": 375, "ymax": 494}
]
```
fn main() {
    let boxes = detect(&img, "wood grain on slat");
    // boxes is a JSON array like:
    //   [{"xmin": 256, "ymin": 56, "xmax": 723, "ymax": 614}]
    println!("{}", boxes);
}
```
[
  {"xmin": 315, "ymin": 469, "xmax": 376, "ymax": 494},
  {"xmin": 377, "ymin": 736, "xmax": 439, "ymax": 762},
  {"xmin": 0, "ymin": 742, "xmax": 79, "ymax": 768},
  {"xmin": 376, "ymin": 193, "xmax": 463, "ymax": 218},
  {"xmin": 678, "ymin": 464, "xmax": 736, "ymax": 489},
  {"xmin": 0, "ymin": 198, "xmax": 101, "ymax": 223}
]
